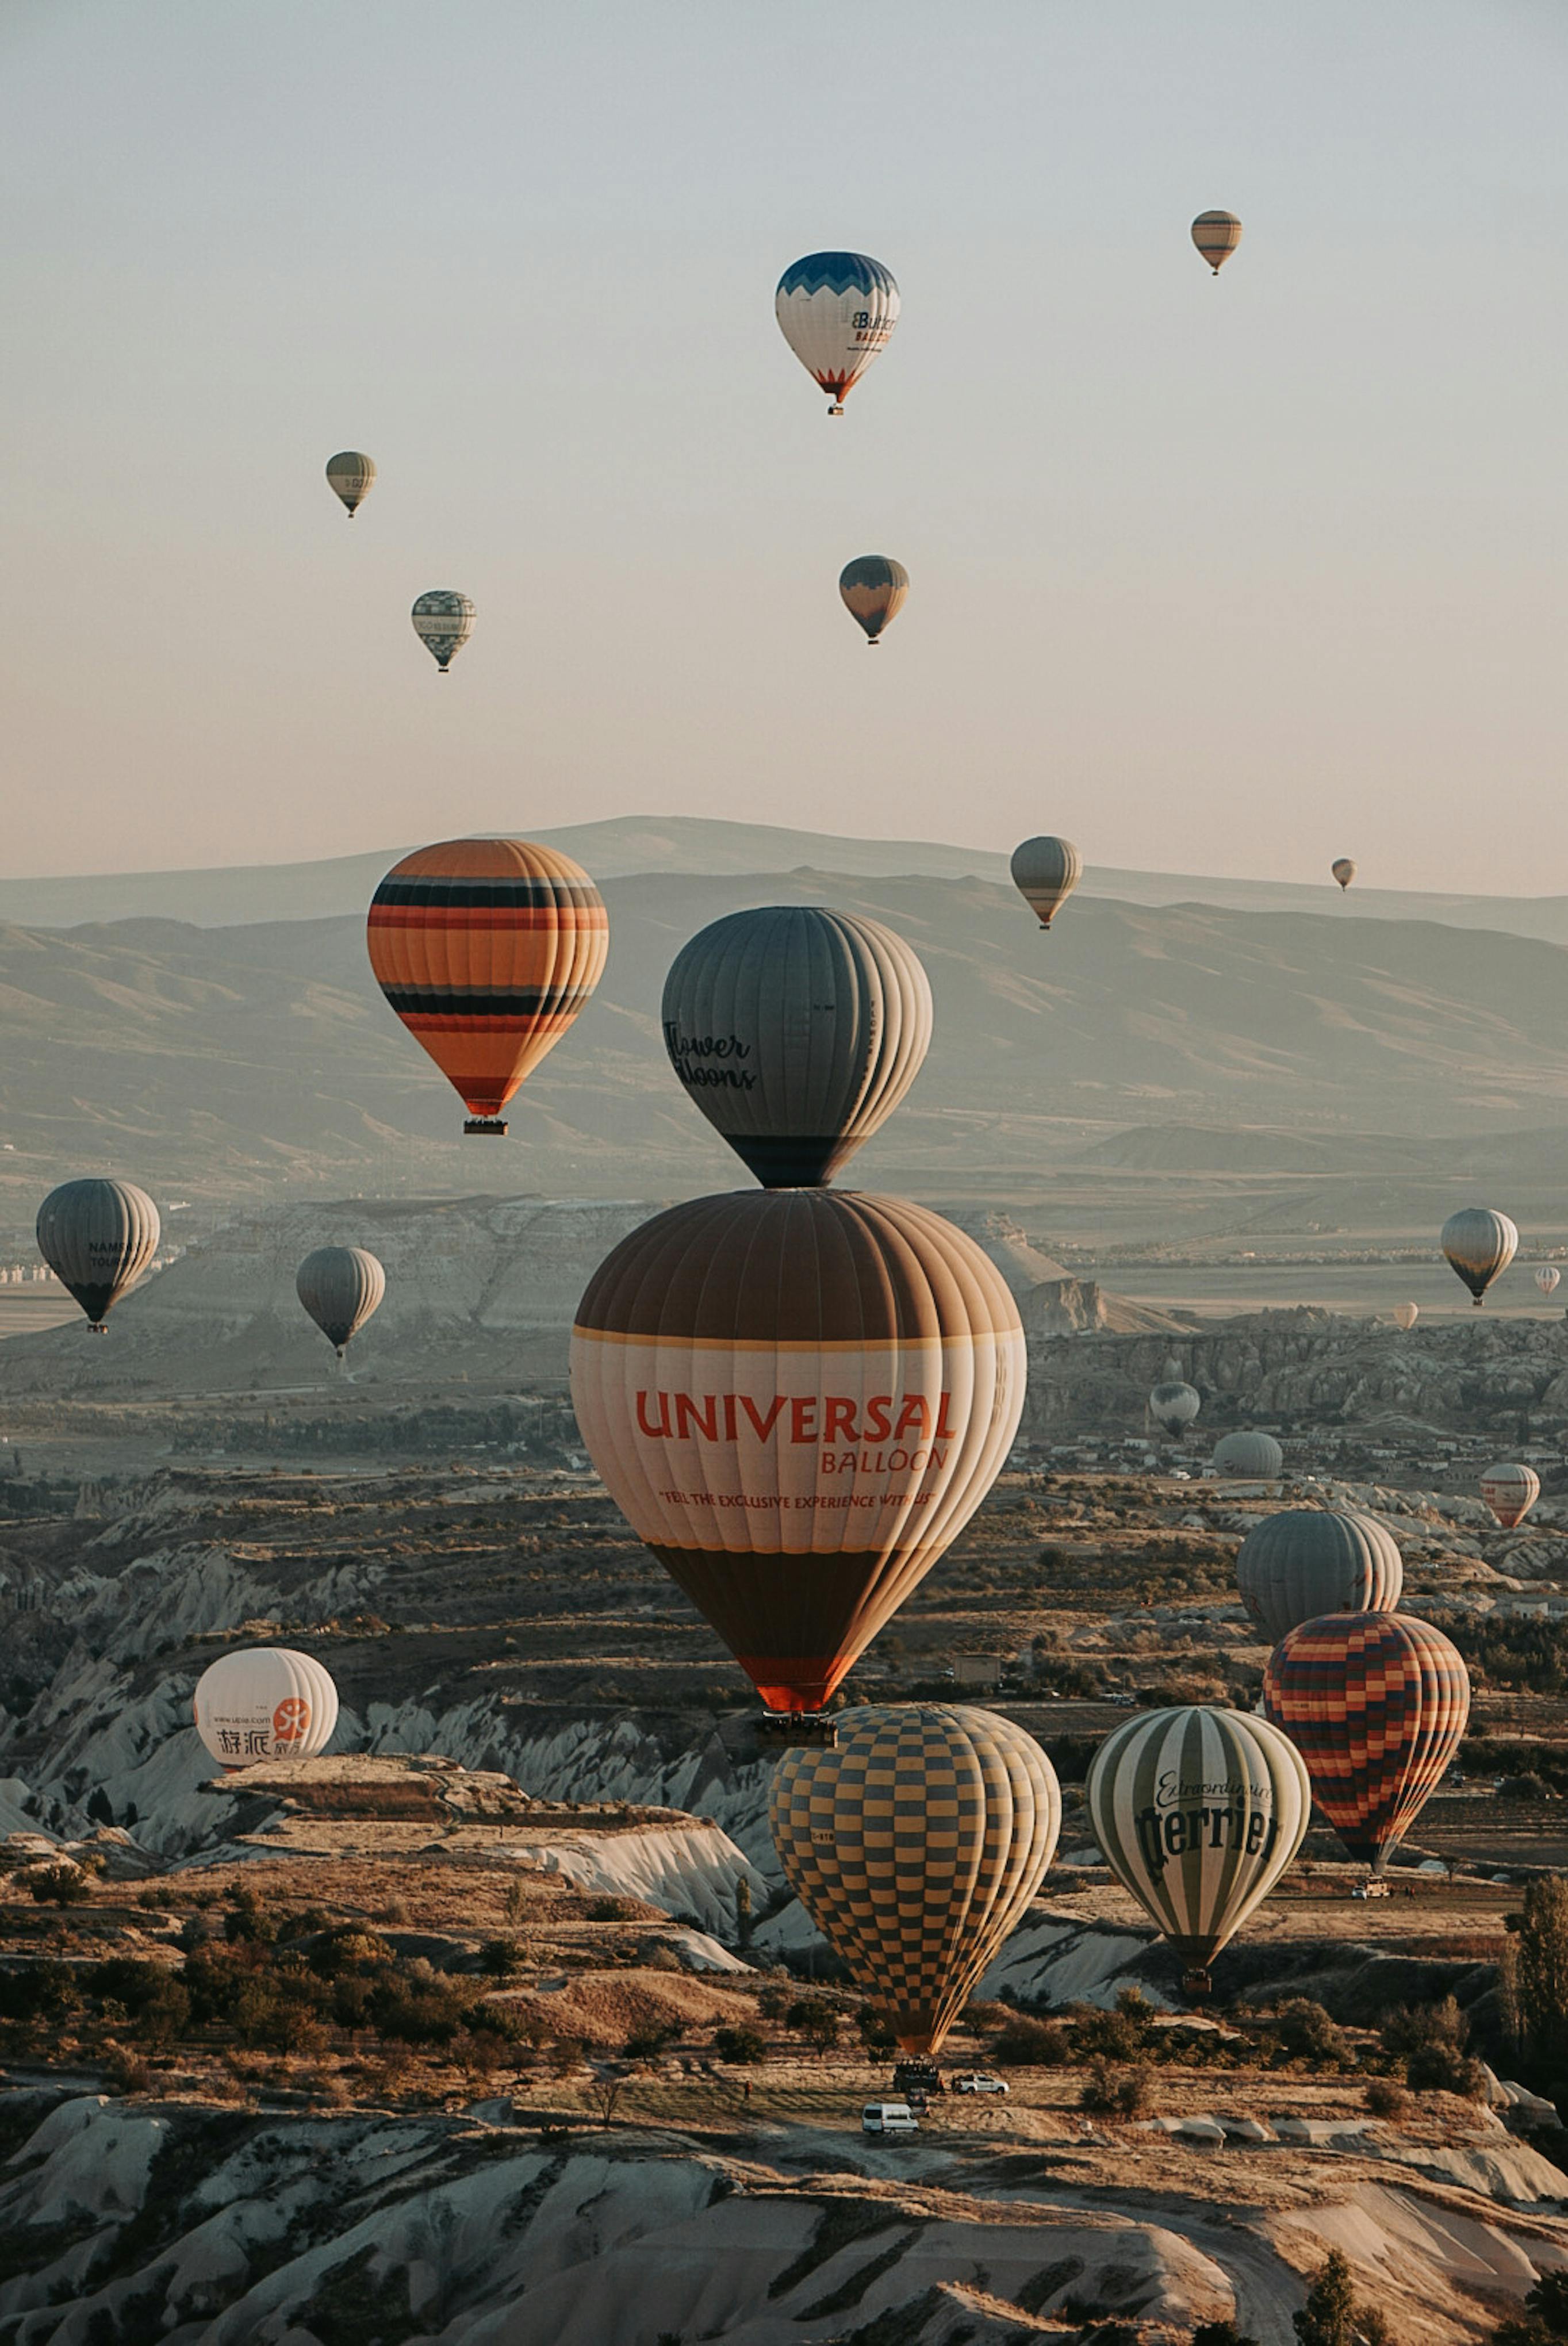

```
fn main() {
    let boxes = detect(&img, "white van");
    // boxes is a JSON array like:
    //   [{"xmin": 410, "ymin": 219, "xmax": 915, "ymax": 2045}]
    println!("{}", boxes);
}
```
[{"xmin": 862, "ymin": 2100, "xmax": 919, "ymax": 2135}]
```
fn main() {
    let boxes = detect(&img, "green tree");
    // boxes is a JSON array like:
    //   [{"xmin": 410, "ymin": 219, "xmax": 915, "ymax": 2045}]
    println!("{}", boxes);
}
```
[
  {"xmin": 1493, "ymin": 2269, "xmax": 1568, "ymax": 2346},
  {"xmin": 734, "ymin": 1877, "xmax": 753, "ymax": 1950},
  {"xmin": 1293, "ymin": 2250, "xmax": 1358, "ymax": 2346},
  {"xmin": 1508, "ymin": 1879, "xmax": 1568, "ymax": 2076},
  {"xmin": 1193, "ymin": 2325, "xmax": 1260, "ymax": 2346},
  {"xmin": 785, "ymin": 1996, "xmax": 839, "ymax": 2057}
]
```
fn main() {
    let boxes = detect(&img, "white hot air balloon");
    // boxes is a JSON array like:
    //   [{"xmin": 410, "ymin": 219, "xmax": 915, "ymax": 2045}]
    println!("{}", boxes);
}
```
[
  {"xmin": 1537, "ymin": 1267, "xmax": 1561, "ymax": 1299},
  {"xmin": 775, "ymin": 252, "xmax": 899, "ymax": 416},
  {"xmin": 193, "ymin": 1650, "xmax": 339, "ymax": 1770},
  {"xmin": 1393, "ymin": 1302, "xmax": 1419, "ymax": 1331}
]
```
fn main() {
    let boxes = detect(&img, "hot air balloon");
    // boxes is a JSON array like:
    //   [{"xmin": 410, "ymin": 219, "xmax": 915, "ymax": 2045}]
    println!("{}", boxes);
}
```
[
  {"xmin": 776, "ymin": 252, "xmax": 899, "ymax": 415},
  {"xmin": 325, "ymin": 451, "xmax": 375, "ymax": 518},
  {"xmin": 661, "ymin": 906, "xmax": 932, "ymax": 1189},
  {"xmin": 1212, "ymin": 1431, "xmax": 1283, "ymax": 1480},
  {"xmin": 1538, "ymin": 1267, "xmax": 1561, "ymax": 1299},
  {"xmin": 1331, "ymin": 858, "xmax": 1356, "ymax": 892},
  {"xmin": 570, "ymin": 1190, "xmax": 1025, "ymax": 1714},
  {"xmin": 1441, "ymin": 1208, "xmax": 1518, "ymax": 1305},
  {"xmin": 1191, "ymin": 210, "xmax": 1243, "ymax": 274},
  {"xmin": 1393, "ymin": 1302, "xmax": 1419, "ymax": 1331},
  {"xmin": 367, "ymin": 838, "xmax": 608, "ymax": 1135},
  {"xmin": 839, "ymin": 556, "xmax": 908, "ymax": 646},
  {"xmin": 770, "ymin": 1705, "xmax": 1060, "ymax": 2055},
  {"xmin": 1086, "ymin": 1707, "xmax": 1309, "ymax": 1995},
  {"xmin": 193, "ymin": 1649, "xmax": 339, "ymax": 1769},
  {"xmin": 411, "ymin": 590, "xmax": 475, "ymax": 673},
  {"xmin": 1149, "ymin": 1380, "xmax": 1201, "ymax": 1437},
  {"xmin": 1263, "ymin": 1612, "xmax": 1470, "ymax": 1870},
  {"xmin": 1235, "ymin": 1508, "xmax": 1404, "ymax": 1647},
  {"xmin": 1481, "ymin": 1463, "xmax": 1540, "ymax": 1531},
  {"xmin": 36, "ymin": 1179, "xmax": 160, "ymax": 1335},
  {"xmin": 297, "ymin": 1247, "xmax": 386, "ymax": 1359},
  {"xmin": 1010, "ymin": 837, "xmax": 1083, "ymax": 932}
]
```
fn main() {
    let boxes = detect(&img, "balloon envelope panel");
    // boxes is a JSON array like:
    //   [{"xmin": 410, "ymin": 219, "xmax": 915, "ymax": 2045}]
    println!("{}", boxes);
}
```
[
  {"xmin": 571, "ymin": 1190, "xmax": 1025, "ymax": 1711},
  {"xmin": 36, "ymin": 1179, "xmax": 160, "ymax": 1329},
  {"xmin": 1235, "ymin": 1508, "xmax": 1404, "ymax": 1646},
  {"xmin": 367, "ymin": 838, "xmax": 608, "ymax": 1124},
  {"xmin": 1086, "ymin": 1706, "xmax": 1309, "ymax": 1969},
  {"xmin": 1263, "ymin": 1612, "xmax": 1470, "ymax": 1865},
  {"xmin": 661, "ymin": 905, "xmax": 932, "ymax": 1187},
  {"xmin": 194, "ymin": 1649, "xmax": 339, "ymax": 1769},
  {"xmin": 769, "ymin": 1704, "xmax": 1060, "ymax": 2054}
]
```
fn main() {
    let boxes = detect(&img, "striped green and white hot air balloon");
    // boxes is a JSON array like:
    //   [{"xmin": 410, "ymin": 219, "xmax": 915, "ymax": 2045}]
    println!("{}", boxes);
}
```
[
  {"xmin": 1440, "ymin": 1206, "xmax": 1517, "ymax": 1305},
  {"xmin": 1086, "ymin": 1705, "xmax": 1309, "ymax": 1997},
  {"xmin": 1010, "ymin": 837, "xmax": 1083, "ymax": 933},
  {"xmin": 325, "ymin": 451, "xmax": 375, "ymax": 518},
  {"xmin": 411, "ymin": 590, "xmax": 476, "ymax": 673}
]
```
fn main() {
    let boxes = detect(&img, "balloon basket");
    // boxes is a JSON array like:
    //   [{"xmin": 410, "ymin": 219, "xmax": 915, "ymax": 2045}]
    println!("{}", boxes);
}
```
[
  {"xmin": 463, "ymin": 1118, "xmax": 508, "ymax": 1136},
  {"xmin": 1180, "ymin": 1966, "xmax": 1212, "ymax": 2003},
  {"xmin": 756, "ymin": 1711, "xmax": 838, "ymax": 1748}
]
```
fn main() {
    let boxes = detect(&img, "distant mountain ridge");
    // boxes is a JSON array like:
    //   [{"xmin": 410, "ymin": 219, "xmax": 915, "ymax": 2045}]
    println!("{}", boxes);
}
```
[{"xmin": 5, "ymin": 812, "xmax": 1568, "ymax": 945}]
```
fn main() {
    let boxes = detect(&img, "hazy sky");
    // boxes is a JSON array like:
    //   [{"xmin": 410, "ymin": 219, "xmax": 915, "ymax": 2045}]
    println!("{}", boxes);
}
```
[{"xmin": 3, "ymin": 1, "xmax": 1566, "ymax": 890}]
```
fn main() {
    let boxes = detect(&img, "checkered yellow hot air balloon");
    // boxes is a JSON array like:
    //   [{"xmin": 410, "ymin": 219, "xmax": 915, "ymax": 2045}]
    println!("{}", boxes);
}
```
[{"xmin": 770, "ymin": 1705, "xmax": 1061, "ymax": 2056}]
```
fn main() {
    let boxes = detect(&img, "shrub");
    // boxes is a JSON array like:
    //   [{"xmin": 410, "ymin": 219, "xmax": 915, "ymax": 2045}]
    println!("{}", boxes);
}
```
[
  {"xmin": 990, "ymin": 2017, "xmax": 1071, "ymax": 2067},
  {"xmin": 478, "ymin": 1939, "xmax": 524, "ymax": 1980},
  {"xmin": 713, "ymin": 2025, "xmax": 768, "ymax": 2065},
  {"xmin": 785, "ymin": 1997, "xmax": 839, "ymax": 2056},
  {"xmin": 102, "ymin": 2044, "xmax": 151, "ymax": 2095},
  {"xmin": 1363, "ymin": 2077, "xmax": 1409, "ymax": 2121},
  {"xmin": 1382, "ymin": 1996, "xmax": 1487, "ymax": 2098},
  {"xmin": 624, "ymin": 2023, "xmax": 677, "ymax": 2060},
  {"xmin": 856, "ymin": 2003, "xmax": 898, "ymax": 2057},
  {"xmin": 1079, "ymin": 2058, "xmax": 1150, "ymax": 2117},
  {"xmin": 1267, "ymin": 1998, "xmax": 1352, "ymax": 2069},
  {"xmin": 27, "ymin": 1862, "xmax": 91, "ymax": 1907},
  {"xmin": 586, "ymin": 1896, "xmax": 639, "ymax": 1923}
]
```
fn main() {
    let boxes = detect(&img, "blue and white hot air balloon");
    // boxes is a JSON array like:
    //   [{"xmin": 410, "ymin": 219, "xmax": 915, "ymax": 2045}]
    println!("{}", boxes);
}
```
[{"xmin": 775, "ymin": 252, "xmax": 899, "ymax": 416}]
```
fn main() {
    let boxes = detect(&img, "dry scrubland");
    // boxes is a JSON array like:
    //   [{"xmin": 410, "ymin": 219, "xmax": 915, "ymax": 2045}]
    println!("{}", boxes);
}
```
[{"xmin": 3, "ymin": 1414, "xmax": 1568, "ymax": 2337}]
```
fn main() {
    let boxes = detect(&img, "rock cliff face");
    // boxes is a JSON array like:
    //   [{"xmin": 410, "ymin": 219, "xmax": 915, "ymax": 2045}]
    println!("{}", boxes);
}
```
[
  {"xmin": 0, "ymin": 2090, "xmax": 1561, "ymax": 2345},
  {"xmin": 1021, "ymin": 1309, "xmax": 1568, "ymax": 1437}
]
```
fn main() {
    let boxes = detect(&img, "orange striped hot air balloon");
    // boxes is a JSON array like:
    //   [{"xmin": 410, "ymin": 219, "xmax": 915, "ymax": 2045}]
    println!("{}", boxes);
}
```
[
  {"xmin": 1263, "ymin": 1612, "xmax": 1470, "ymax": 1872},
  {"xmin": 367, "ymin": 839, "xmax": 608, "ymax": 1135}
]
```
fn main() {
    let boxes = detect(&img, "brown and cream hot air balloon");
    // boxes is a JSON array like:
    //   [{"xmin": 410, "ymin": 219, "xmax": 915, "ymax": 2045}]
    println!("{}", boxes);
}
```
[
  {"xmin": 661, "ymin": 905, "xmax": 931, "ymax": 1188},
  {"xmin": 571, "ymin": 1190, "xmax": 1025, "ymax": 1715},
  {"xmin": 36, "ymin": 1179, "xmax": 160, "ymax": 1334},
  {"xmin": 770, "ymin": 1704, "xmax": 1061, "ymax": 2054},
  {"xmin": 1393, "ymin": 1302, "xmax": 1419, "ymax": 1331},
  {"xmin": 1440, "ymin": 1207, "xmax": 1518, "ymax": 1306},
  {"xmin": 1331, "ymin": 858, "xmax": 1356, "ymax": 891},
  {"xmin": 1263, "ymin": 1612, "xmax": 1470, "ymax": 1871},
  {"xmin": 1191, "ymin": 210, "xmax": 1243, "ymax": 274},
  {"xmin": 1537, "ymin": 1267, "xmax": 1561, "ymax": 1300},
  {"xmin": 1010, "ymin": 837, "xmax": 1083, "ymax": 932},
  {"xmin": 367, "ymin": 838, "xmax": 608, "ymax": 1135},
  {"xmin": 1481, "ymin": 1463, "xmax": 1540, "ymax": 1530},
  {"xmin": 838, "ymin": 555, "xmax": 908, "ymax": 645}
]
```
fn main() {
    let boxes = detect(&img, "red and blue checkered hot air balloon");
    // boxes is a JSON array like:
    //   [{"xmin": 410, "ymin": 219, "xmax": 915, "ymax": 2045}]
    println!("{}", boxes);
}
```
[{"xmin": 1263, "ymin": 1612, "xmax": 1470, "ymax": 1872}]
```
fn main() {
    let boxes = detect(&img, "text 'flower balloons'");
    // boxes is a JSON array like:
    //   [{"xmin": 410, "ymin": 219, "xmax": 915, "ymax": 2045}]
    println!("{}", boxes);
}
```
[
  {"xmin": 325, "ymin": 451, "xmax": 375, "ymax": 518},
  {"xmin": 297, "ymin": 1247, "xmax": 386, "ymax": 1359},
  {"xmin": 36, "ymin": 1179, "xmax": 160, "ymax": 1334},
  {"xmin": 661, "ymin": 905, "xmax": 932, "ymax": 1189},
  {"xmin": 571, "ymin": 1190, "xmax": 1025, "ymax": 1713},
  {"xmin": 1481, "ymin": 1463, "xmax": 1540, "ymax": 1530},
  {"xmin": 411, "ymin": 589, "xmax": 475, "ymax": 673},
  {"xmin": 368, "ymin": 838, "xmax": 608, "ymax": 1135},
  {"xmin": 1010, "ymin": 837, "xmax": 1083, "ymax": 932},
  {"xmin": 1441, "ymin": 1207, "xmax": 1517, "ymax": 1305},
  {"xmin": 770, "ymin": 1705, "xmax": 1061, "ymax": 2056},
  {"xmin": 838, "ymin": 555, "xmax": 908, "ymax": 645},
  {"xmin": 1086, "ymin": 1707, "xmax": 1309, "ymax": 1994},
  {"xmin": 193, "ymin": 1649, "xmax": 339, "ymax": 1770},
  {"xmin": 1235, "ymin": 1508, "xmax": 1404, "ymax": 1647},
  {"xmin": 776, "ymin": 252, "xmax": 899, "ymax": 415},
  {"xmin": 1263, "ymin": 1612, "xmax": 1471, "ymax": 1870}
]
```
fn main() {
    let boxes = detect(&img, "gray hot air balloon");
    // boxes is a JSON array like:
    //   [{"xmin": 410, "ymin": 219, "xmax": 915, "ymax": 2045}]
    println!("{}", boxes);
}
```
[
  {"xmin": 661, "ymin": 905, "xmax": 933, "ymax": 1187},
  {"xmin": 36, "ymin": 1179, "xmax": 160, "ymax": 1334},
  {"xmin": 1010, "ymin": 837, "xmax": 1083, "ymax": 932},
  {"xmin": 1235, "ymin": 1508, "xmax": 1404, "ymax": 1646},
  {"xmin": 411, "ymin": 591, "xmax": 476, "ymax": 673},
  {"xmin": 1086, "ymin": 1706, "xmax": 1309, "ymax": 1996},
  {"xmin": 296, "ymin": 1247, "xmax": 386, "ymax": 1359},
  {"xmin": 325, "ymin": 451, "xmax": 375, "ymax": 518},
  {"xmin": 1441, "ymin": 1207, "xmax": 1518, "ymax": 1305},
  {"xmin": 1212, "ymin": 1430, "xmax": 1283, "ymax": 1479},
  {"xmin": 839, "ymin": 555, "xmax": 908, "ymax": 645},
  {"xmin": 1149, "ymin": 1379, "xmax": 1201, "ymax": 1437}
]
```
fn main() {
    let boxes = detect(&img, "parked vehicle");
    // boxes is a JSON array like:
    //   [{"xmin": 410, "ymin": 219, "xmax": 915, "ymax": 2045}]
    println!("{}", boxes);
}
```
[
  {"xmin": 953, "ymin": 2072, "xmax": 1009, "ymax": 2096},
  {"xmin": 862, "ymin": 2100, "xmax": 919, "ymax": 2135}
]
